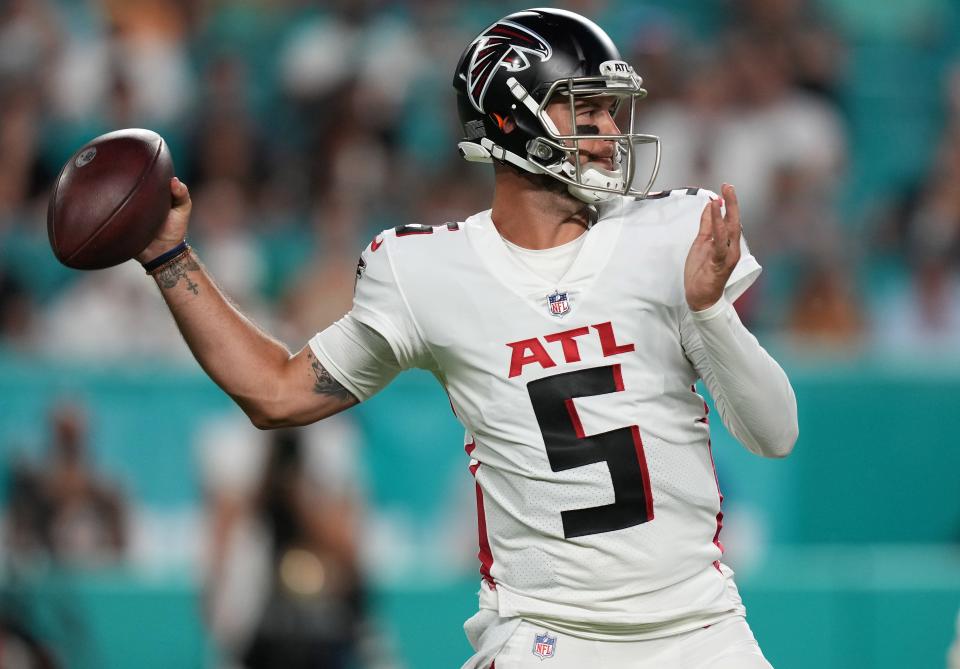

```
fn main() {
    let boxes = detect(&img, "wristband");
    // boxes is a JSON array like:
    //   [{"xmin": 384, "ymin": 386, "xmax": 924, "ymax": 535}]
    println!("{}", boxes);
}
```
[{"xmin": 142, "ymin": 240, "xmax": 190, "ymax": 274}]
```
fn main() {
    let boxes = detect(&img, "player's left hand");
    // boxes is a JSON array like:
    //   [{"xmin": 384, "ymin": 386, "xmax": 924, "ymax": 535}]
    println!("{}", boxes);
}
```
[{"xmin": 684, "ymin": 183, "xmax": 741, "ymax": 312}]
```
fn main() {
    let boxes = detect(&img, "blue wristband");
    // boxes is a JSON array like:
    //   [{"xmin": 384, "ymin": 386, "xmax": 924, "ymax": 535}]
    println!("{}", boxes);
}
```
[{"xmin": 142, "ymin": 240, "xmax": 189, "ymax": 274}]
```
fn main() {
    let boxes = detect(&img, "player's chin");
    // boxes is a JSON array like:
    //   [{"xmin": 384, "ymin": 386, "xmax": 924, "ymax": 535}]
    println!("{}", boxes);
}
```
[
  {"xmin": 585, "ymin": 161, "xmax": 618, "ymax": 175},
  {"xmin": 582, "ymin": 157, "xmax": 616, "ymax": 172}
]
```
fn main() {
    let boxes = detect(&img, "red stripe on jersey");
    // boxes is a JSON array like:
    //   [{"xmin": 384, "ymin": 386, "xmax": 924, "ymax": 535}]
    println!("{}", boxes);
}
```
[
  {"xmin": 466, "ymin": 438, "xmax": 496, "ymax": 588},
  {"xmin": 466, "ymin": 439, "xmax": 480, "ymax": 475},
  {"xmin": 615, "ymin": 364, "xmax": 655, "ymax": 520},
  {"xmin": 630, "ymin": 425, "xmax": 655, "ymax": 520},
  {"xmin": 475, "ymin": 481, "xmax": 496, "ymax": 588},
  {"xmin": 563, "ymin": 398, "xmax": 586, "ymax": 439},
  {"xmin": 706, "ymin": 438, "xmax": 725, "ymax": 555},
  {"xmin": 612, "ymin": 364, "xmax": 625, "ymax": 391},
  {"xmin": 701, "ymin": 396, "xmax": 724, "ymax": 557},
  {"xmin": 693, "ymin": 385, "xmax": 710, "ymax": 424}
]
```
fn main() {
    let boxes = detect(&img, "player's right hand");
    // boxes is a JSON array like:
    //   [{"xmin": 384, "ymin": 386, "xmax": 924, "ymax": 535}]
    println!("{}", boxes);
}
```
[{"xmin": 136, "ymin": 177, "xmax": 192, "ymax": 264}]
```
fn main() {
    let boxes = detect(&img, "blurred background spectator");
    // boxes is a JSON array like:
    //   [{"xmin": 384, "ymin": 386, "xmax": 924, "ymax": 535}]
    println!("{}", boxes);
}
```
[
  {"xmin": 1, "ymin": 1, "xmax": 960, "ymax": 668},
  {"xmin": 4, "ymin": 399, "xmax": 127, "ymax": 567},
  {"xmin": 0, "ymin": 617, "xmax": 59, "ymax": 669},
  {"xmin": 197, "ymin": 413, "xmax": 371, "ymax": 669}
]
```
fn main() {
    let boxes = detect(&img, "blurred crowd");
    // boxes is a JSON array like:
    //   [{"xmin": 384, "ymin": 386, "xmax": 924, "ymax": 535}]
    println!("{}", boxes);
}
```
[
  {"xmin": 0, "ymin": 0, "xmax": 959, "ymax": 361},
  {"xmin": 1, "ymin": 397, "xmax": 394, "ymax": 668}
]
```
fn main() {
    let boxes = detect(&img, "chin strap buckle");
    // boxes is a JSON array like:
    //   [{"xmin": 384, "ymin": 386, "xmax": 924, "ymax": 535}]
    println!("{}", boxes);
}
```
[{"xmin": 457, "ymin": 141, "xmax": 493, "ymax": 163}]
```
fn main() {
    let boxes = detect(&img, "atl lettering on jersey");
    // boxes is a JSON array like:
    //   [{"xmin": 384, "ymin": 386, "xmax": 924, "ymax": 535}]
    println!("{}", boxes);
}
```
[{"xmin": 506, "ymin": 321, "xmax": 634, "ymax": 378}]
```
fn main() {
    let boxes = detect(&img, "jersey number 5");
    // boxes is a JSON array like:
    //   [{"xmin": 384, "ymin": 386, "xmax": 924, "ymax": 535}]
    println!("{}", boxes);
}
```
[{"xmin": 527, "ymin": 365, "xmax": 654, "ymax": 539}]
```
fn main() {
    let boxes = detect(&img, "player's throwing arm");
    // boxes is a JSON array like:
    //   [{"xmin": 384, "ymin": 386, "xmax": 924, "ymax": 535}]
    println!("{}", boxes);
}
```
[
  {"xmin": 46, "ymin": 129, "xmax": 357, "ymax": 428},
  {"xmin": 135, "ymin": 178, "xmax": 358, "ymax": 427}
]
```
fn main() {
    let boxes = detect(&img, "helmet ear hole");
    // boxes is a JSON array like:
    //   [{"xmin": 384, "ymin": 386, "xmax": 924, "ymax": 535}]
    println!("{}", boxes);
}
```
[{"xmin": 526, "ymin": 138, "xmax": 563, "ymax": 166}]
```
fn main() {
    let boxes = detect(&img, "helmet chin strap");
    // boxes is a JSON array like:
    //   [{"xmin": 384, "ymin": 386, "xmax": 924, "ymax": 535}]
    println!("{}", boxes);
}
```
[
  {"xmin": 464, "ymin": 136, "xmax": 625, "ymax": 204},
  {"xmin": 559, "ymin": 161, "xmax": 623, "ymax": 203}
]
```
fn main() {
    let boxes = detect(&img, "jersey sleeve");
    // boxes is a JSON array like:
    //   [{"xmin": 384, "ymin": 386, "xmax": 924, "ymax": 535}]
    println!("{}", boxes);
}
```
[
  {"xmin": 309, "ymin": 313, "xmax": 402, "ymax": 402},
  {"xmin": 344, "ymin": 234, "xmax": 431, "ymax": 370},
  {"xmin": 677, "ymin": 190, "xmax": 795, "ymax": 457},
  {"xmin": 726, "ymin": 234, "xmax": 761, "ymax": 302},
  {"xmin": 680, "ymin": 298, "xmax": 798, "ymax": 457}
]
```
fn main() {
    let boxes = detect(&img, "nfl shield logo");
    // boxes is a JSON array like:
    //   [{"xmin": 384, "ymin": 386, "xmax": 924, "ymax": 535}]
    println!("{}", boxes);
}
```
[
  {"xmin": 532, "ymin": 631, "xmax": 557, "ymax": 660},
  {"xmin": 547, "ymin": 290, "xmax": 570, "ymax": 317}
]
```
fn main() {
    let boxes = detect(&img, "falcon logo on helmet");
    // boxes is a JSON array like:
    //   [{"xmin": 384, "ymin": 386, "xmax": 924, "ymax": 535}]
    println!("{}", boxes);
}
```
[{"xmin": 465, "ymin": 21, "xmax": 552, "ymax": 112}]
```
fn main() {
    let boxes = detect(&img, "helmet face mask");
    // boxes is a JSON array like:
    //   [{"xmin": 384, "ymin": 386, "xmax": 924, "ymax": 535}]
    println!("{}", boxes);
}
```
[
  {"xmin": 453, "ymin": 8, "xmax": 661, "ymax": 204},
  {"xmin": 524, "ymin": 74, "xmax": 661, "ymax": 203}
]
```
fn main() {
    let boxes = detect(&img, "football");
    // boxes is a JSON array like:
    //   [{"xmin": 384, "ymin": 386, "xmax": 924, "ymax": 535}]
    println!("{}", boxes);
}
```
[{"xmin": 47, "ymin": 128, "xmax": 174, "ymax": 270}]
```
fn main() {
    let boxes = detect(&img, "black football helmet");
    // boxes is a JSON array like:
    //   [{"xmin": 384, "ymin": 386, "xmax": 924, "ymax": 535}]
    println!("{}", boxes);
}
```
[{"xmin": 453, "ymin": 7, "xmax": 660, "ymax": 203}]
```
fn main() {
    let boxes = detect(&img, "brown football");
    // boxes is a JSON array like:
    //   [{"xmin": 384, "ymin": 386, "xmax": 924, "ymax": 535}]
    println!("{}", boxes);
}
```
[{"xmin": 47, "ymin": 128, "xmax": 174, "ymax": 270}]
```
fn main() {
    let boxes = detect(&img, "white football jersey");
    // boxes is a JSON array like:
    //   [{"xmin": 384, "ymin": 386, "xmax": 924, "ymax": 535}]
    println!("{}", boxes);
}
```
[{"xmin": 340, "ymin": 189, "xmax": 761, "ymax": 629}]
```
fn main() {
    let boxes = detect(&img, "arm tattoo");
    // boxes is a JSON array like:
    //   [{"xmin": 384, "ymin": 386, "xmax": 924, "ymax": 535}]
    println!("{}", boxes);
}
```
[
  {"xmin": 309, "ymin": 352, "xmax": 355, "ymax": 402},
  {"xmin": 155, "ymin": 254, "xmax": 201, "ymax": 295}
]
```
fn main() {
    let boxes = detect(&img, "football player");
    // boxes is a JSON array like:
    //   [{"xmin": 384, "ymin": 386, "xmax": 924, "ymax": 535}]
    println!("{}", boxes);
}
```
[{"xmin": 137, "ymin": 8, "xmax": 798, "ymax": 668}]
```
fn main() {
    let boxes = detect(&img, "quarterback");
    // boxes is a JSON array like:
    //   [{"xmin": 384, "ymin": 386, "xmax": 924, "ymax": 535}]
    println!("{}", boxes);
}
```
[{"xmin": 137, "ymin": 8, "xmax": 798, "ymax": 668}]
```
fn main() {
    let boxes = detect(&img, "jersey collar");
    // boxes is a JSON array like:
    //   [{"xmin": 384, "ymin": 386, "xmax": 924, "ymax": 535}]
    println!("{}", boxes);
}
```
[{"xmin": 464, "ymin": 200, "xmax": 625, "ymax": 321}]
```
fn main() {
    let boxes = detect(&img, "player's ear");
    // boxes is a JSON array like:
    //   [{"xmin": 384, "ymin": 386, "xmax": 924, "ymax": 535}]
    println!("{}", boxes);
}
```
[{"xmin": 491, "ymin": 113, "xmax": 516, "ymax": 134}]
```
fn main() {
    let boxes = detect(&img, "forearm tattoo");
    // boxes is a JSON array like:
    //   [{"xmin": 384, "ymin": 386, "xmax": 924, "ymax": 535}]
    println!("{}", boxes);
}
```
[
  {"xmin": 308, "ymin": 351, "xmax": 355, "ymax": 402},
  {"xmin": 155, "ymin": 254, "xmax": 200, "ymax": 295}
]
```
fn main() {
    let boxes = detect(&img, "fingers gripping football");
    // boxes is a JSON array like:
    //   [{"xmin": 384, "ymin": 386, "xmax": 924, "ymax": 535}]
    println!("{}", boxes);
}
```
[
  {"xmin": 683, "ymin": 184, "xmax": 742, "ymax": 312},
  {"xmin": 136, "ymin": 177, "xmax": 193, "ymax": 264}
]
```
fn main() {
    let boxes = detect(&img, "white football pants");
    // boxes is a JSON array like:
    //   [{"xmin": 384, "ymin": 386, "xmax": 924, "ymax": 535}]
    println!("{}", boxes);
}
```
[{"xmin": 488, "ymin": 616, "xmax": 772, "ymax": 669}]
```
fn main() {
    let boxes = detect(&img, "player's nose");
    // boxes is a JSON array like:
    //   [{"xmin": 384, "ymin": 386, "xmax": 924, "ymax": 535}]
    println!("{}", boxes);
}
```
[{"xmin": 596, "ymin": 109, "xmax": 621, "ymax": 135}]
